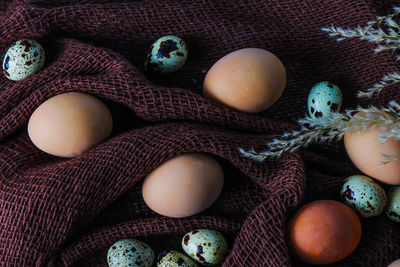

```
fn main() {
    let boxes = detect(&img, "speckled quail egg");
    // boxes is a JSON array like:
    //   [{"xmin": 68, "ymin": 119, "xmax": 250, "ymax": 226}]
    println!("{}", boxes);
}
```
[
  {"xmin": 107, "ymin": 239, "xmax": 154, "ymax": 267},
  {"xmin": 341, "ymin": 175, "xmax": 387, "ymax": 218},
  {"xmin": 307, "ymin": 81, "xmax": 342, "ymax": 119},
  {"xmin": 182, "ymin": 229, "xmax": 228, "ymax": 266},
  {"xmin": 386, "ymin": 186, "xmax": 400, "ymax": 222},
  {"xmin": 2, "ymin": 39, "xmax": 45, "ymax": 81},
  {"xmin": 145, "ymin": 35, "xmax": 188, "ymax": 75},
  {"xmin": 157, "ymin": 250, "xmax": 197, "ymax": 267}
]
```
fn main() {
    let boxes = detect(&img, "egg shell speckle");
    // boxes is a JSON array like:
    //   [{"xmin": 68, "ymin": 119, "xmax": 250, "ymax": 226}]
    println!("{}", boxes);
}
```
[
  {"xmin": 341, "ymin": 175, "xmax": 387, "ymax": 218},
  {"xmin": 307, "ymin": 81, "xmax": 342, "ymax": 119},
  {"xmin": 157, "ymin": 250, "xmax": 197, "ymax": 267},
  {"xmin": 145, "ymin": 35, "xmax": 188, "ymax": 74},
  {"xmin": 107, "ymin": 239, "xmax": 154, "ymax": 267},
  {"xmin": 182, "ymin": 229, "xmax": 228, "ymax": 266},
  {"xmin": 386, "ymin": 186, "xmax": 400, "ymax": 222},
  {"xmin": 2, "ymin": 39, "xmax": 45, "ymax": 81}
]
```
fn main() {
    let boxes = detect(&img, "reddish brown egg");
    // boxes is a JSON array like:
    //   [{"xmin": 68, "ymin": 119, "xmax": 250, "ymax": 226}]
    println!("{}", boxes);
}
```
[
  {"xmin": 288, "ymin": 200, "xmax": 361, "ymax": 265},
  {"xmin": 142, "ymin": 153, "xmax": 224, "ymax": 218},
  {"xmin": 344, "ymin": 111, "xmax": 400, "ymax": 185},
  {"xmin": 203, "ymin": 48, "xmax": 286, "ymax": 113}
]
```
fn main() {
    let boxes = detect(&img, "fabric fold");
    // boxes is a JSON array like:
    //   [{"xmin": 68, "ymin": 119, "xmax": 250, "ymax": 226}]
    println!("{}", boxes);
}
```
[{"xmin": 0, "ymin": 0, "xmax": 398, "ymax": 266}]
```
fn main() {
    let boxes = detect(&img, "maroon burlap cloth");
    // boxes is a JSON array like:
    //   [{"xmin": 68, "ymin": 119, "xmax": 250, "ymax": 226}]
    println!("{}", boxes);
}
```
[{"xmin": 0, "ymin": 0, "xmax": 399, "ymax": 266}]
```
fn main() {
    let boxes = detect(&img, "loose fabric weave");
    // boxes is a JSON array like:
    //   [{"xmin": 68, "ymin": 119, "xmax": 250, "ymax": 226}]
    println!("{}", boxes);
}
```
[{"xmin": 0, "ymin": 0, "xmax": 398, "ymax": 266}]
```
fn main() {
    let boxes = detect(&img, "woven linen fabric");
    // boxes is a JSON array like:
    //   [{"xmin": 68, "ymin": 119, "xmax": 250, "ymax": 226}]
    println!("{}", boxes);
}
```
[{"xmin": 0, "ymin": 0, "xmax": 399, "ymax": 266}]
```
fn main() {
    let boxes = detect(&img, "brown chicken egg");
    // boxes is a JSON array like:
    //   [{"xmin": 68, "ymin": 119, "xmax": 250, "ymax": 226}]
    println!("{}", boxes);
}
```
[
  {"xmin": 344, "ymin": 111, "xmax": 400, "ymax": 185},
  {"xmin": 389, "ymin": 259, "xmax": 400, "ymax": 267},
  {"xmin": 28, "ymin": 92, "xmax": 113, "ymax": 157},
  {"xmin": 203, "ymin": 48, "xmax": 286, "ymax": 113},
  {"xmin": 142, "ymin": 153, "xmax": 224, "ymax": 218}
]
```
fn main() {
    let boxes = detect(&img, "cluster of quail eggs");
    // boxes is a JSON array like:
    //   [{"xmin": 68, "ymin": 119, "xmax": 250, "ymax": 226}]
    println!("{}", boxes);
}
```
[
  {"xmin": 306, "ymin": 82, "xmax": 399, "ymax": 222},
  {"xmin": 2, "ymin": 35, "xmax": 188, "ymax": 82},
  {"xmin": 107, "ymin": 229, "xmax": 228, "ymax": 267},
  {"xmin": 340, "ymin": 175, "xmax": 400, "ymax": 221}
]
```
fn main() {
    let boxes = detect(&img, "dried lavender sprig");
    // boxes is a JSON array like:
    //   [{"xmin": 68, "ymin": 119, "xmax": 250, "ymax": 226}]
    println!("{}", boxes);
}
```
[
  {"xmin": 239, "ymin": 101, "xmax": 400, "ymax": 161},
  {"xmin": 357, "ymin": 72, "xmax": 400, "ymax": 98}
]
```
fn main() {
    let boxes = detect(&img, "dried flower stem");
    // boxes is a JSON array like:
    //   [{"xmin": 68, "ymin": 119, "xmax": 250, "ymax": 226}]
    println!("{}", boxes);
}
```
[
  {"xmin": 240, "ymin": 8, "xmax": 400, "ymax": 162},
  {"xmin": 239, "ymin": 101, "xmax": 400, "ymax": 161},
  {"xmin": 381, "ymin": 151, "xmax": 400, "ymax": 165},
  {"xmin": 321, "ymin": 7, "xmax": 400, "ymax": 48},
  {"xmin": 357, "ymin": 72, "xmax": 400, "ymax": 98},
  {"xmin": 322, "ymin": 7, "xmax": 400, "ymax": 98}
]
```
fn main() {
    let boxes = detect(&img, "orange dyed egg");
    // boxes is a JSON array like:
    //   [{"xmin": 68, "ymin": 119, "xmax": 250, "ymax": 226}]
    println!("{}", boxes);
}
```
[
  {"xmin": 142, "ymin": 153, "xmax": 224, "ymax": 218},
  {"xmin": 203, "ymin": 48, "xmax": 286, "ymax": 113},
  {"xmin": 288, "ymin": 200, "xmax": 361, "ymax": 265},
  {"xmin": 344, "ymin": 111, "xmax": 400, "ymax": 185}
]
